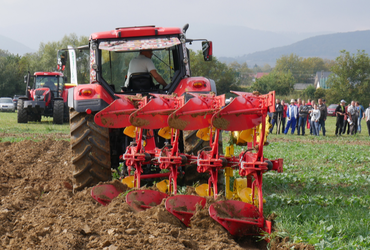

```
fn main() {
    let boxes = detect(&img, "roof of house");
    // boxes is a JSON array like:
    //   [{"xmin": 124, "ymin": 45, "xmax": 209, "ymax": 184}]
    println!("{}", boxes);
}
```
[
  {"xmin": 315, "ymin": 71, "xmax": 332, "ymax": 79},
  {"xmin": 255, "ymin": 72, "xmax": 269, "ymax": 79}
]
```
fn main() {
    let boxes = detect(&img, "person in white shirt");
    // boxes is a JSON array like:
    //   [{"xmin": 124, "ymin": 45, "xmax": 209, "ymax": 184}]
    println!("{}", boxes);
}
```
[
  {"xmin": 362, "ymin": 102, "xmax": 370, "ymax": 136},
  {"xmin": 124, "ymin": 50, "xmax": 167, "ymax": 88},
  {"xmin": 310, "ymin": 104, "xmax": 321, "ymax": 136}
]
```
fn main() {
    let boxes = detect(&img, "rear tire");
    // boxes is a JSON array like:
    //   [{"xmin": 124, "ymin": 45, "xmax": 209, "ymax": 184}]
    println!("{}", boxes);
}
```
[
  {"xmin": 70, "ymin": 108, "xmax": 111, "ymax": 191},
  {"xmin": 53, "ymin": 99, "xmax": 64, "ymax": 124},
  {"xmin": 17, "ymin": 99, "xmax": 28, "ymax": 124}
]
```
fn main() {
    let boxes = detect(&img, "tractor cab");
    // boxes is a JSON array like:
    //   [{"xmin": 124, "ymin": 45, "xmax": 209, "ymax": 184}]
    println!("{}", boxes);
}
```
[
  {"xmin": 35, "ymin": 75, "xmax": 64, "ymax": 97},
  {"xmin": 57, "ymin": 25, "xmax": 214, "ymax": 102}
]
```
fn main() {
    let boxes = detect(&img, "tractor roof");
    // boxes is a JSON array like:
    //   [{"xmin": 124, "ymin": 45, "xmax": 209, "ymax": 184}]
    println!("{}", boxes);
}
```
[
  {"xmin": 34, "ymin": 72, "xmax": 64, "ymax": 76},
  {"xmin": 90, "ymin": 26, "xmax": 182, "ymax": 40}
]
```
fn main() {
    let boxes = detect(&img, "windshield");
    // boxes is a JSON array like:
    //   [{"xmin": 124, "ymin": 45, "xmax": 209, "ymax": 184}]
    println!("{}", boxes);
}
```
[
  {"xmin": 328, "ymin": 104, "xmax": 338, "ymax": 109},
  {"xmin": 35, "ymin": 75, "xmax": 64, "ymax": 90},
  {"xmin": 0, "ymin": 98, "xmax": 13, "ymax": 103},
  {"xmin": 99, "ymin": 38, "xmax": 181, "ymax": 92}
]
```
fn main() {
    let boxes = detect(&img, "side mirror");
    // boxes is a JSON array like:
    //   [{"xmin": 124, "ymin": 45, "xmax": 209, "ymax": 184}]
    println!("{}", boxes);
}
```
[
  {"xmin": 24, "ymin": 75, "xmax": 27, "ymax": 84},
  {"xmin": 57, "ymin": 50, "xmax": 67, "ymax": 71},
  {"xmin": 202, "ymin": 41, "xmax": 212, "ymax": 61}
]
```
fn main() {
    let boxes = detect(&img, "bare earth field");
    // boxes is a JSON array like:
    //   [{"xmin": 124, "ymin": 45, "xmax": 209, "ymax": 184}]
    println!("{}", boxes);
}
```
[{"xmin": 0, "ymin": 138, "xmax": 314, "ymax": 250}]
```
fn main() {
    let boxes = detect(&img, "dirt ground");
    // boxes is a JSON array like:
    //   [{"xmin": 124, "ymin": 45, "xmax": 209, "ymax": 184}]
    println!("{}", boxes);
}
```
[{"xmin": 0, "ymin": 138, "xmax": 314, "ymax": 250}]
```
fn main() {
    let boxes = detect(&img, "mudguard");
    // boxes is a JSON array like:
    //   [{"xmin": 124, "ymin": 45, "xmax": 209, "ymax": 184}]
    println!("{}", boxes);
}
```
[{"xmin": 67, "ymin": 84, "xmax": 114, "ymax": 113}]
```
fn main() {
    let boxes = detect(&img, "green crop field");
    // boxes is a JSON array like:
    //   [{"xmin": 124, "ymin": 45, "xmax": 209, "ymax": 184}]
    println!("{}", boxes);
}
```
[
  {"xmin": 0, "ymin": 112, "xmax": 70, "ymax": 142},
  {"xmin": 1, "ymin": 111, "xmax": 370, "ymax": 249},
  {"xmin": 260, "ymin": 117, "xmax": 370, "ymax": 249}
]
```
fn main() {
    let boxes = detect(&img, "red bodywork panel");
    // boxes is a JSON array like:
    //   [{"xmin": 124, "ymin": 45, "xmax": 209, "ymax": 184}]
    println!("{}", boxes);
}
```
[
  {"xmin": 72, "ymin": 84, "xmax": 115, "ymax": 104},
  {"xmin": 173, "ymin": 77, "xmax": 213, "ymax": 96},
  {"xmin": 34, "ymin": 72, "xmax": 63, "ymax": 77},
  {"xmin": 90, "ymin": 26, "xmax": 182, "ymax": 40},
  {"xmin": 30, "ymin": 88, "xmax": 52, "ymax": 106}
]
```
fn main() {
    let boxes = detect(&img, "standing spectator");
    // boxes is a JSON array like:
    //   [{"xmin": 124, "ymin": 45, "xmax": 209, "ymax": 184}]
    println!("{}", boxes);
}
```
[
  {"xmin": 356, "ymin": 102, "xmax": 364, "ymax": 133},
  {"xmin": 342, "ymin": 104, "xmax": 350, "ymax": 135},
  {"xmin": 362, "ymin": 102, "xmax": 370, "ymax": 136},
  {"xmin": 309, "ymin": 100, "xmax": 316, "ymax": 135},
  {"xmin": 306, "ymin": 100, "xmax": 312, "ymax": 131},
  {"xmin": 310, "ymin": 104, "xmax": 321, "ymax": 136},
  {"xmin": 318, "ymin": 98, "xmax": 327, "ymax": 136},
  {"xmin": 347, "ymin": 101, "xmax": 359, "ymax": 135},
  {"xmin": 335, "ymin": 100, "xmax": 346, "ymax": 136},
  {"xmin": 270, "ymin": 98, "xmax": 284, "ymax": 134},
  {"xmin": 298, "ymin": 100, "xmax": 309, "ymax": 136},
  {"xmin": 284, "ymin": 99, "xmax": 298, "ymax": 134},
  {"xmin": 295, "ymin": 98, "xmax": 302, "ymax": 130},
  {"xmin": 281, "ymin": 100, "xmax": 287, "ymax": 133}
]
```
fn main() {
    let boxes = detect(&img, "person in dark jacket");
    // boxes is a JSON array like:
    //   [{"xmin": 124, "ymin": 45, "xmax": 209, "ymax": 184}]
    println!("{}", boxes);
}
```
[
  {"xmin": 318, "ymin": 98, "xmax": 327, "ymax": 136},
  {"xmin": 270, "ymin": 98, "xmax": 284, "ymax": 134},
  {"xmin": 297, "ymin": 100, "xmax": 309, "ymax": 135},
  {"xmin": 335, "ymin": 100, "xmax": 346, "ymax": 136}
]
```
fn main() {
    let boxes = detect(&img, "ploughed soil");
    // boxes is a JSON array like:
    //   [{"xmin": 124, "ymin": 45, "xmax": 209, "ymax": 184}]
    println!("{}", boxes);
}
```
[{"xmin": 0, "ymin": 139, "xmax": 314, "ymax": 250}]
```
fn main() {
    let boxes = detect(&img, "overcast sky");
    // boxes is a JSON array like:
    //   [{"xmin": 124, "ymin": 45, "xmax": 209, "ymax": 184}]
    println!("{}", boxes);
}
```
[{"xmin": 1, "ymin": 0, "xmax": 369, "ymax": 52}]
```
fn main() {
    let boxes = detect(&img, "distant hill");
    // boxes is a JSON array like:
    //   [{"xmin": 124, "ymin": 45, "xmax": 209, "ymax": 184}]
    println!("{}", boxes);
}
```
[
  {"xmin": 219, "ymin": 30, "xmax": 370, "ymax": 66},
  {"xmin": 186, "ymin": 23, "xmax": 328, "ymax": 58},
  {"xmin": 0, "ymin": 34, "xmax": 36, "ymax": 55}
]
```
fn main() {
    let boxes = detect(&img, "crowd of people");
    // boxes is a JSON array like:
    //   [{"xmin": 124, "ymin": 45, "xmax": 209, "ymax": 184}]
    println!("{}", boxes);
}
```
[{"xmin": 269, "ymin": 98, "xmax": 370, "ymax": 137}]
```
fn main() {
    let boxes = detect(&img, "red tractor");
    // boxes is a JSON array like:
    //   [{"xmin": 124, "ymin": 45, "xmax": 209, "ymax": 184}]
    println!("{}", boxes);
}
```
[
  {"xmin": 17, "ymin": 72, "xmax": 73, "ymax": 124},
  {"xmin": 61, "ymin": 24, "xmax": 283, "ymax": 236},
  {"xmin": 59, "ymin": 24, "xmax": 217, "ymax": 190}
]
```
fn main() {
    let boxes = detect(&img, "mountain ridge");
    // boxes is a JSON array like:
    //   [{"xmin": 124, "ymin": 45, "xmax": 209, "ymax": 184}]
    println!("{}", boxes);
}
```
[{"xmin": 219, "ymin": 30, "xmax": 370, "ymax": 66}]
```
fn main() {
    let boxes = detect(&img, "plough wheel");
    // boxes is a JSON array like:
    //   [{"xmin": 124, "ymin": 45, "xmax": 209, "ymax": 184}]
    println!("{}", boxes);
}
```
[{"xmin": 70, "ymin": 109, "xmax": 111, "ymax": 191}]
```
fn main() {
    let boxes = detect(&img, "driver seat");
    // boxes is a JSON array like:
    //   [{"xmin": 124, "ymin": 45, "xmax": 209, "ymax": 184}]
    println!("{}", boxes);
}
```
[{"xmin": 127, "ymin": 72, "xmax": 155, "ymax": 91}]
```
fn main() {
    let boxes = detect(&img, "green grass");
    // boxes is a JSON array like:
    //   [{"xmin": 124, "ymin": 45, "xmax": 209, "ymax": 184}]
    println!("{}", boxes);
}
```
[
  {"xmin": 0, "ymin": 111, "xmax": 70, "ymax": 142},
  {"xmin": 245, "ymin": 116, "xmax": 370, "ymax": 249}
]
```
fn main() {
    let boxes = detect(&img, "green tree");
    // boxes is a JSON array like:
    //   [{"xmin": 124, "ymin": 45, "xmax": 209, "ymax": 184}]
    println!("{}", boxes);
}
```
[
  {"xmin": 314, "ymin": 87, "xmax": 327, "ymax": 100},
  {"xmin": 190, "ymin": 50, "xmax": 238, "ymax": 94},
  {"xmin": 0, "ymin": 54, "xmax": 25, "ymax": 96},
  {"xmin": 326, "ymin": 50, "xmax": 370, "ymax": 105},
  {"xmin": 302, "ymin": 84, "xmax": 316, "ymax": 100},
  {"xmin": 275, "ymin": 54, "xmax": 330, "ymax": 83},
  {"xmin": 228, "ymin": 61, "xmax": 253, "ymax": 86},
  {"xmin": 251, "ymin": 71, "xmax": 295, "ymax": 95}
]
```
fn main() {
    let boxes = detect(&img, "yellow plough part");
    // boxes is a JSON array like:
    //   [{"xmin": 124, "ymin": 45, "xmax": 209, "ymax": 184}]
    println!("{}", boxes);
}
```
[
  {"xmin": 196, "ymin": 127, "xmax": 214, "ymax": 141},
  {"xmin": 156, "ymin": 179, "xmax": 169, "ymax": 193},
  {"xmin": 239, "ymin": 187, "xmax": 266, "ymax": 206},
  {"xmin": 124, "ymin": 125, "xmax": 138, "ymax": 138},
  {"xmin": 256, "ymin": 116, "xmax": 270, "ymax": 144},
  {"xmin": 224, "ymin": 167, "xmax": 234, "ymax": 199},
  {"xmin": 121, "ymin": 176, "xmax": 135, "ymax": 188},
  {"xmin": 158, "ymin": 126, "xmax": 172, "ymax": 139},
  {"xmin": 195, "ymin": 183, "xmax": 213, "ymax": 197},
  {"xmin": 239, "ymin": 128, "xmax": 254, "ymax": 143},
  {"xmin": 225, "ymin": 145, "xmax": 234, "ymax": 158}
]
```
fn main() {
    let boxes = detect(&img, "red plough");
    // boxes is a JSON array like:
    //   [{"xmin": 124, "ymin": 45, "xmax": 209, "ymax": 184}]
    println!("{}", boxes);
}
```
[
  {"xmin": 90, "ymin": 90, "xmax": 284, "ymax": 236},
  {"xmin": 209, "ymin": 91, "xmax": 279, "ymax": 235}
]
